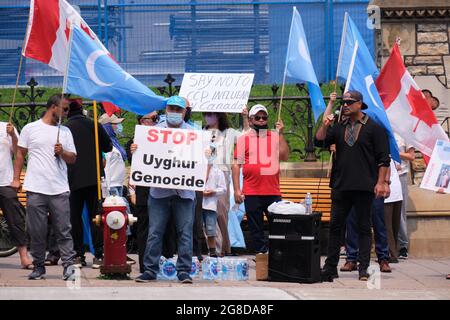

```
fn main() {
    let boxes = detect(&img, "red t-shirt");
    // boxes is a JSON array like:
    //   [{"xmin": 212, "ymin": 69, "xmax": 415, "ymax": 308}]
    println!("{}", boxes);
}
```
[{"xmin": 234, "ymin": 130, "xmax": 281, "ymax": 196}]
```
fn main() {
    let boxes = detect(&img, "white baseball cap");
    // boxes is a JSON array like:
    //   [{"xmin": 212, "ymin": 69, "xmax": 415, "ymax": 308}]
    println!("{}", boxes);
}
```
[
  {"xmin": 249, "ymin": 104, "xmax": 268, "ymax": 117},
  {"xmin": 98, "ymin": 113, "xmax": 124, "ymax": 125}
]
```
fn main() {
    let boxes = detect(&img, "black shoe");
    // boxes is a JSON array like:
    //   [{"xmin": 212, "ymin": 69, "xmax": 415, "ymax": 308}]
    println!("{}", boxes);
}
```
[
  {"xmin": 321, "ymin": 267, "xmax": 338, "ymax": 282},
  {"xmin": 44, "ymin": 257, "xmax": 59, "ymax": 266},
  {"xmin": 28, "ymin": 265, "xmax": 46, "ymax": 280},
  {"xmin": 135, "ymin": 272, "xmax": 157, "ymax": 283},
  {"xmin": 358, "ymin": 268, "xmax": 370, "ymax": 281},
  {"xmin": 62, "ymin": 265, "xmax": 76, "ymax": 281},
  {"xmin": 389, "ymin": 257, "xmax": 399, "ymax": 264},
  {"xmin": 178, "ymin": 272, "xmax": 193, "ymax": 284},
  {"xmin": 398, "ymin": 248, "xmax": 408, "ymax": 260}
]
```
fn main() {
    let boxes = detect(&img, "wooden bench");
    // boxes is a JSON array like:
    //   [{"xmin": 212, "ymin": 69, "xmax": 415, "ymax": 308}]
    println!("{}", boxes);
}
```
[
  {"xmin": 279, "ymin": 177, "xmax": 331, "ymax": 223},
  {"xmin": 241, "ymin": 177, "xmax": 332, "ymax": 224}
]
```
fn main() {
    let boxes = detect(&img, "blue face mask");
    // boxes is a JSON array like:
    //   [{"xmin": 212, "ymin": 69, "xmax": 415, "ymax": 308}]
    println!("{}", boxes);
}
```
[
  {"xmin": 115, "ymin": 123, "xmax": 123, "ymax": 136},
  {"xmin": 166, "ymin": 112, "xmax": 183, "ymax": 126}
]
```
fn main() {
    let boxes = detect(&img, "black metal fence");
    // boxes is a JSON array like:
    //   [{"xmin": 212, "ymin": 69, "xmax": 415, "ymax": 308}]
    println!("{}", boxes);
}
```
[{"xmin": 0, "ymin": 75, "xmax": 340, "ymax": 162}]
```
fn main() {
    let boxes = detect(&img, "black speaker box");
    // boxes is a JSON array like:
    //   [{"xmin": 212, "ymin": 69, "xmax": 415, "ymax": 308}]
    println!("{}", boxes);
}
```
[{"xmin": 268, "ymin": 212, "xmax": 321, "ymax": 283}]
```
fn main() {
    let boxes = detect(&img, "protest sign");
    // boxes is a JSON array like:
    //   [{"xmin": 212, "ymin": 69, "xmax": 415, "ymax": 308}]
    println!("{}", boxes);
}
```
[
  {"xmin": 420, "ymin": 140, "xmax": 450, "ymax": 194},
  {"xmin": 179, "ymin": 73, "xmax": 254, "ymax": 113},
  {"xmin": 130, "ymin": 125, "xmax": 212, "ymax": 191}
]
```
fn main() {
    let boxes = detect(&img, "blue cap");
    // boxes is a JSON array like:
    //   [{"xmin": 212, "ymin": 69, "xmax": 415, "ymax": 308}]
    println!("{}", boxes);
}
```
[{"xmin": 166, "ymin": 96, "xmax": 187, "ymax": 109}]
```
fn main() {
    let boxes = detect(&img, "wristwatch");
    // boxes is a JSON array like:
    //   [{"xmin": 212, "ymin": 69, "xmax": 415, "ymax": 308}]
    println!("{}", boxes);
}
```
[{"xmin": 384, "ymin": 180, "xmax": 391, "ymax": 185}]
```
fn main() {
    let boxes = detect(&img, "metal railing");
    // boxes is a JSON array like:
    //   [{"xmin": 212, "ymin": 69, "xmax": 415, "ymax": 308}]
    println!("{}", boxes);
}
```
[{"xmin": 0, "ymin": 75, "xmax": 339, "ymax": 162}]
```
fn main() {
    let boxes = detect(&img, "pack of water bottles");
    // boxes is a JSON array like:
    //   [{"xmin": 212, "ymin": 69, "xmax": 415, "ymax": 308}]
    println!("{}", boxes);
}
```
[{"xmin": 157, "ymin": 256, "xmax": 249, "ymax": 281}]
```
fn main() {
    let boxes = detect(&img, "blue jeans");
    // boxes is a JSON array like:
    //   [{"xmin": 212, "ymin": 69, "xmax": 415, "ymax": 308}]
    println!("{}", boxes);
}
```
[
  {"xmin": 346, "ymin": 197, "xmax": 390, "ymax": 262},
  {"xmin": 143, "ymin": 195, "xmax": 194, "ymax": 277}
]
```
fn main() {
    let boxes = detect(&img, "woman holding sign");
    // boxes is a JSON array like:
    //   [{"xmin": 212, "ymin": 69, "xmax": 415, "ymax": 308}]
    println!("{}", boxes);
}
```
[{"xmin": 202, "ymin": 109, "xmax": 249, "ymax": 256}]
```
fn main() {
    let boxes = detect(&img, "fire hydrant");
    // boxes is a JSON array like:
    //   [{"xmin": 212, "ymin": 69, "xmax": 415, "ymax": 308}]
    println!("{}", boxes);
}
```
[{"xmin": 93, "ymin": 195, "xmax": 137, "ymax": 275}]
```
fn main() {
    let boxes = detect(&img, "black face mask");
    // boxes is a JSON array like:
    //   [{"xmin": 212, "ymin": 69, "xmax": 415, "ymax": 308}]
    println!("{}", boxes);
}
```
[{"xmin": 252, "ymin": 124, "xmax": 268, "ymax": 133}]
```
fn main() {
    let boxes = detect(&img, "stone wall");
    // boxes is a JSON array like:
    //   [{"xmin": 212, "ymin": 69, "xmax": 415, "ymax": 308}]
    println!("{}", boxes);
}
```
[{"xmin": 374, "ymin": 1, "xmax": 450, "ymax": 124}]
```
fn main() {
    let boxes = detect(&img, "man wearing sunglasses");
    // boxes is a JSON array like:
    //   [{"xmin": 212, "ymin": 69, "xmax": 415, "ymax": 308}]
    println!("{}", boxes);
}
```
[
  {"xmin": 232, "ymin": 104, "xmax": 289, "ymax": 254},
  {"xmin": 12, "ymin": 94, "xmax": 77, "ymax": 281},
  {"xmin": 315, "ymin": 90, "xmax": 390, "ymax": 281}
]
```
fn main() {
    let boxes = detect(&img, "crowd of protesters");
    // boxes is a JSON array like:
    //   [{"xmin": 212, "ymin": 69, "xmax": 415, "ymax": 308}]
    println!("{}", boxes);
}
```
[{"xmin": 1, "ymin": 87, "xmax": 449, "ymax": 282}]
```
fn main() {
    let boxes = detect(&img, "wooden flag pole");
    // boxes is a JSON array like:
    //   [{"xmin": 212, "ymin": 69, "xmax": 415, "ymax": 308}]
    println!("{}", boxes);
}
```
[
  {"xmin": 57, "ymin": 23, "xmax": 74, "ymax": 143},
  {"xmin": 9, "ymin": 16, "xmax": 31, "ymax": 125},
  {"xmin": 93, "ymin": 101, "xmax": 102, "ymax": 201},
  {"xmin": 8, "ymin": 55, "xmax": 25, "ymax": 124},
  {"xmin": 278, "ymin": 70, "xmax": 287, "ymax": 122}
]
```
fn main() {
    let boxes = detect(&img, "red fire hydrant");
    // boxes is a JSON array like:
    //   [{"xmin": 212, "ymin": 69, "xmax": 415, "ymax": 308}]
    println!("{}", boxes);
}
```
[{"xmin": 93, "ymin": 195, "xmax": 137, "ymax": 275}]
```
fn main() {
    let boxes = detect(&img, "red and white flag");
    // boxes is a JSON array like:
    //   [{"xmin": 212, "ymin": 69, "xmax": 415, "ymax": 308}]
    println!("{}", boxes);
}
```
[
  {"xmin": 23, "ymin": 0, "xmax": 106, "ymax": 73},
  {"xmin": 375, "ymin": 44, "xmax": 449, "ymax": 160}
]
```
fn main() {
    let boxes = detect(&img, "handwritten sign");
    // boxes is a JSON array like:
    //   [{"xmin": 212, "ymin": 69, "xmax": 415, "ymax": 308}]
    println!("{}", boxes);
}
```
[
  {"xmin": 130, "ymin": 125, "xmax": 212, "ymax": 191},
  {"xmin": 179, "ymin": 73, "xmax": 254, "ymax": 113},
  {"xmin": 420, "ymin": 140, "xmax": 450, "ymax": 194}
]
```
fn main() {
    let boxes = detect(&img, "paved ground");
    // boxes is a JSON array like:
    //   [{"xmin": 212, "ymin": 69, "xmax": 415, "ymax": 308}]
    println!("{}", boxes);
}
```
[{"xmin": 0, "ymin": 253, "xmax": 449, "ymax": 300}]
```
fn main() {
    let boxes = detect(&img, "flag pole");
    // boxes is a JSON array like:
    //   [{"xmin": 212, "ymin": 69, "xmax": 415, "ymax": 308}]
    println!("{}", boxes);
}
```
[
  {"xmin": 57, "ymin": 23, "xmax": 74, "ymax": 143},
  {"xmin": 93, "ymin": 101, "xmax": 102, "ymax": 202},
  {"xmin": 278, "ymin": 69, "xmax": 288, "ymax": 122},
  {"xmin": 9, "ymin": 16, "xmax": 31, "ymax": 124},
  {"xmin": 327, "ymin": 12, "xmax": 349, "ymax": 178}
]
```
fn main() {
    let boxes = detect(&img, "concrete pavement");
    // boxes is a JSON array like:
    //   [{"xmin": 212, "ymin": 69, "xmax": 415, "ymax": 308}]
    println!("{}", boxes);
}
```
[{"xmin": 1, "ymin": 254, "xmax": 449, "ymax": 300}]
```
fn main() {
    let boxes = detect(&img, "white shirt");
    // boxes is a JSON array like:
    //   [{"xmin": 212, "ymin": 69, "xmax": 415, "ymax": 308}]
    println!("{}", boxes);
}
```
[
  {"xmin": 202, "ymin": 165, "xmax": 227, "ymax": 212},
  {"xmin": 395, "ymin": 133, "xmax": 414, "ymax": 176},
  {"xmin": 385, "ymin": 159, "xmax": 403, "ymax": 203},
  {"xmin": 18, "ymin": 119, "xmax": 76, "ymax": 195},
  {"xmin": 105, "ymin": 146, "xmax": 126, "ymax": 188},
  {"xmin": 0, "ymin": 122, "xmax": 19, "ymax": 187},
  {"xmin": 208, "ymin": 127, "xmax": 246, "ymax": 172}
]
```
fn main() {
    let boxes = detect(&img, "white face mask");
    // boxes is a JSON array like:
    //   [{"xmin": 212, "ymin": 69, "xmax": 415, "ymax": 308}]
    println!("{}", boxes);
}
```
[{"xmin": 167, "ymin": 112, "xmax": 184, "ymax": 126}]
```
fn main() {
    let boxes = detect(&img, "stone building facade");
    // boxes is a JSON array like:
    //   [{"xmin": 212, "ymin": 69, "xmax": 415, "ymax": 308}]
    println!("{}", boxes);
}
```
[{"xmin": 372, "ymin": 0, "xmax": 450, "ymax": 125}]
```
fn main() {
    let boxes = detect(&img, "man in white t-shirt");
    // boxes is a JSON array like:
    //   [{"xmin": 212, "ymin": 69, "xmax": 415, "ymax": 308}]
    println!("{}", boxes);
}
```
[
  {"xmin": 0, "ymin": 121, "xmax": 33, "ymax": 269},
  {"xmin": 12, "ymin": 94, "xmax": 77, "ymax": 281}
]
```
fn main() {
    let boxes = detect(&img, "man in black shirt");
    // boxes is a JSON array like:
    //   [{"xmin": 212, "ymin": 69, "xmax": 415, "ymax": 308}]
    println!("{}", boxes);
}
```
[
  {"xmin": 66, "ymin": 99, "xmax": 112, "ymax": 268},
  {"xmin": 315, "ymin": 90, "xmax": 390, "ymax": 281}
]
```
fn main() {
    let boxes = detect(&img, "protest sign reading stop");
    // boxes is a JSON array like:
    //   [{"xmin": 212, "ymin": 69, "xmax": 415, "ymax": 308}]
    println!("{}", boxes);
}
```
[
  {"xmin": 178, "ymin": 73, "xmax": 254, "ymax": 113},
  {"xmin": 130, "ymin": 125, "xmax": 212, "ymax": 191}
]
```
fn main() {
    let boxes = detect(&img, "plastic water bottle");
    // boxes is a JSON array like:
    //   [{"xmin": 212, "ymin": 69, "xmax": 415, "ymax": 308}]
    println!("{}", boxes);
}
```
[
  {"xmin": 101, "ymin": 177, "xmax": 109, "ymax": 199},
  {"xmin": 161, "ymin": 258, "xmax": 177, "ymax": 280},
  {"xmin": 220, "ymin": 258, "xmax": 234, "ymax": 281},
  {"xmin": 157, "ymin": 256, "xmax": 166, "ymax": 280},
  {"xmin": 304, "ymin": 192, "xmax": 313, "ymax": 214},
  {"xmin": 235, "ymin": 259, "xmax": 249, "ymax": 281},
  {"xmin": 190, "ymin": 256, "xmax": 200, "ymax": 279},
  {"xmin": 202, "ymin": 257, "xmax": 220, "ymax": 280}
]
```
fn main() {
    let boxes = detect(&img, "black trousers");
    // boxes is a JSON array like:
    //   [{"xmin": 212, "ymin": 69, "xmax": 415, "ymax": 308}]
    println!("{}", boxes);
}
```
[
  {"xmin": 325, "ymin": 190, "xmax": 374, "ymax": 271},
  {"xmin": 135, "ymin": 186, "xmax": 149, "ymax": 273},
  {"xmin": 193, "ymin": 191, "xmax": 205, "ymax": 257},
  {"xmin": 69, "ymin": 185, "xmax": 103, "ymax": 258},
  {"xmin": 244, "ymin": 195, "xmax": 282, "ymax": 253},
  {"xmin": 0, "ymin": 186, "xmax": 28, "ymax": 246}
]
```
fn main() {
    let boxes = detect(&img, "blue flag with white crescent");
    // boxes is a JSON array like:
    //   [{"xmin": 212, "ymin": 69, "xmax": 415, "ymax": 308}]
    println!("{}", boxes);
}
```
[
  {"xmin": 285, "ymin": 7, "xmax": 326, "ymax": 123},
  {"xmin": 66, "ymin": 25, "xmax": 167, "ymax": 115},
  {"xmin": 337, "ymin": 14, "xmax": 400, "ymax": 162}
]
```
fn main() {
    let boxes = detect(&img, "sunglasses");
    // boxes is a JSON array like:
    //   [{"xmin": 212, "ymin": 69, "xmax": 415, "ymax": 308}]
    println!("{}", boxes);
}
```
[
  {"xmin": 342, "ymin": 100, "xmax": 359, "ymax": 106},
  {"xmin": 142, "ymin": 116, "xmax": 159, "ymax": 122},
  {"xmin": 253, "ymin": 115, "xmax": 268, "ymax": 121}
]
